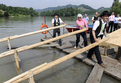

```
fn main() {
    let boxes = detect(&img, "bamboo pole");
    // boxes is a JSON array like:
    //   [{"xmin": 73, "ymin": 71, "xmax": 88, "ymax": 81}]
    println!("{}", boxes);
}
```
[
  {"xmin": 14, "ymin": 50, "xmax": 20, "ymax": 70},
  {"xmin": 0, "ymin": 28, "xmax": 87, "ymax": 59},
  {"xmin": 0, "ymin": 25, "xmax": 66, "ymax": 43},
  {"xmin": 7, "ymin": 37, "xmax": 11, "ymax": 50},
  {"xmin": 27, "ymin": 70, "xmax": 35, "ymax": 83},
  {"xmin": 4, "ymin": 37, "xmax": 109, "ymax": 83}
]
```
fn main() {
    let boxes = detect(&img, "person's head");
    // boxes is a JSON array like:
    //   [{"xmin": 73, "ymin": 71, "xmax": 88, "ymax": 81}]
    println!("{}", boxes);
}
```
[
  {"xmin": 54, "ymin": 13, "xmax": 59, "ymax": 19},
  {"xmin": 95, "ymin": 12, "xmax": 98, "ymax": 16},
  {"xmin": 112, "ymin": 12, "xmax": 114, "ymax": 15},
  {"xmin": 77, "ymin": 14, "xmax": 83, "ymax": 20},
  {"xmin": 117, "ymin": 14, "xmax": 120, "ymax": 17},
  {"xmin": 100, "ymin": 11, "xmax": 110, "ymax": 22},
  {"xmin": 85, "ymin": 14, "xmax": 87, "ymax": 17}
]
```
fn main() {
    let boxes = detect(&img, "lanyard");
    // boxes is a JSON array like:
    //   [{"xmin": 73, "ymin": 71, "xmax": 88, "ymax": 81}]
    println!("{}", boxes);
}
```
[{"xmin": 102, "ymin": 23, "xmax": 105, "ymax": 33}]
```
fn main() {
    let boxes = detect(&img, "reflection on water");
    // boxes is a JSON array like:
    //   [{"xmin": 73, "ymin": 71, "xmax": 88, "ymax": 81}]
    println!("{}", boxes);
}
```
[{"xmin": 0, "ymin": 17, "xmax": 120, "ymax": 83}]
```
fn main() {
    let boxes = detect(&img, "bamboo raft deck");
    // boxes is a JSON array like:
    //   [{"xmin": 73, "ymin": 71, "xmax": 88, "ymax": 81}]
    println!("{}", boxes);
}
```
[{"xmin": 41, "ymin": 32, "xmax": 121, "ymax": 81}]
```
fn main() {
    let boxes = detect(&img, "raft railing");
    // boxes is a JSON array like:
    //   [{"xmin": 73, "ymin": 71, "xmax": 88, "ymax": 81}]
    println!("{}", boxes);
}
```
[
  {"xmin": 0, "ymin": 27, "xmax": 87, "ymax": 70},
  {"xmin": 4, "ymin": 37, "xmax": 109, "ymax": 83}
]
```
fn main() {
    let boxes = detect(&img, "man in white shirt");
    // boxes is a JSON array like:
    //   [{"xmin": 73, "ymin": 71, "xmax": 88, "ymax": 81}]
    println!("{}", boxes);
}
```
[
  {"xmin": 114, "ymin": 14, "xmax": 121, "ymax": 31},
  {"xmin": 87, "ymin": 11, "xmax": 110, "ymax": 68},
  {"xmin": 108, "ymin": 12, "xmax": 115, "ymax": 33},
  {"xmin": 52, "ymin": 13, "xmax": 66, "ymax": 46}
]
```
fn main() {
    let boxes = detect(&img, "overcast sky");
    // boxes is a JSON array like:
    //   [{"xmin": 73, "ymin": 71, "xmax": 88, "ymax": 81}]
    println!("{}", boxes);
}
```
[{"xmin": 0, "ymin": 0, "xmax": 121, "ymax": 9}]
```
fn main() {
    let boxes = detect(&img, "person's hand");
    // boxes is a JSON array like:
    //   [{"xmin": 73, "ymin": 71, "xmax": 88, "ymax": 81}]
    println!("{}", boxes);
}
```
[
  {"xmin": 106, "ymin": 35, "xmax": 110, "ymax": 39},
  {"xmin": 95, "ymin": 38, "xmax": 99, "ymax": 42},
  {"xmin": 81, "ymin": 27, "xmax": 85, "ymax": 29},
  {"xmin": 86, "ymin": 27, "xmax": 88, "ymax": 30},
  {"xmin": 64, "ymin": 23, "xmax": 67, "ymax": 26}
]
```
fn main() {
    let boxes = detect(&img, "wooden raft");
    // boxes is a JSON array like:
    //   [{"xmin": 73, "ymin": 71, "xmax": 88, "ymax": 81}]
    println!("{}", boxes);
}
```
[{"xmin": 106, "ymin": 28, "xmax": 121, "ymax": 47}]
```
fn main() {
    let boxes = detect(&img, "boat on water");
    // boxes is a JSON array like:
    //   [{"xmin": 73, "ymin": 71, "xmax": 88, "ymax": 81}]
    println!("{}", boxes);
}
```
[{"xmin": 66, "ymin": 25, "xmax": 93, "ymax": 33}]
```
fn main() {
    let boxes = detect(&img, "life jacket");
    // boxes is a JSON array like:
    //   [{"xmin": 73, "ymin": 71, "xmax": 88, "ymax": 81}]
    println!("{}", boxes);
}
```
[{"xmin": 54, "ymin": 18, "xmax": 60, "ymax": 26}]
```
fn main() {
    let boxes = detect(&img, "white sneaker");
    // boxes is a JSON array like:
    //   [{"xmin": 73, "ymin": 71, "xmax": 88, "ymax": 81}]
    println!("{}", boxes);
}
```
[{"xmin": 74, "ymin": 46, "xmax": 77, "ymax": 48}]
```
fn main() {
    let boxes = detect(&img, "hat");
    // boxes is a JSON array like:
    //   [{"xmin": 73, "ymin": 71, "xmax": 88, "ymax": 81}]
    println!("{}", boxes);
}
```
[
  {"xmin": 54, "ymin": 13, "xmax": 59, "ymax": 16},
  {"xmin": 100, "ymin": 11, "xmax": 110, "ymax": 17},
  {"xmin": 77, "ymin": 14, "xmax": 83, "ymax": 18}
]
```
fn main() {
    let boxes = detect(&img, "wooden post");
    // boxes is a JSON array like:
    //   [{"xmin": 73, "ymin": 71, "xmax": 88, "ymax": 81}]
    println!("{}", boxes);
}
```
[
  {"xmin": 7, "ymin": 37, "xmax": 11, "ymax": 50},
  {"xmin": 104, "ymin": 47, "xmax": 107, "ymax": 56},
  {"xmin": 115, "ymin": 47, "xmax": 121, "ymax": 61},
  {"xmin": 14, "ymin": 50, "xmax": 20, "ymax": 70},
  {"xmin": 28, "ymin": 71, "xmax": 35, "ymax": 83}
]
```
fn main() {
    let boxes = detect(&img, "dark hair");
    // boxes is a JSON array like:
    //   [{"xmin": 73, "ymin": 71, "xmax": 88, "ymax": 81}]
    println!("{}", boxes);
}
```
[
  {"xmin": 54, "ymin": 13, "xmax": 59, "ymax": 16},
  {"xmin": 100, "ymin": 11, "xmax": 110, "ymax": 17}
]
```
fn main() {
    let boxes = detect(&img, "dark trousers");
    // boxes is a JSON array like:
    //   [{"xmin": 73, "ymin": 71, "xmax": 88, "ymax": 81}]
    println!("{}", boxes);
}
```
[
  {"xmin": 108, "ymin": 21, "xmax": 114, "ymax": 33},
  {"xmin": 53, "ymin": 28, "xmax": 62, "ymax": 46},
  {"xmin": 76, "ymin": 29, "xmax": 88, "ymax": 47},
  {"xmin": 114, "ymin": 23, "xmax": 118, "ymax": 31},
  {"xmin": 87, "ymin": 32, "xmax": 103, "ymax": 64}
]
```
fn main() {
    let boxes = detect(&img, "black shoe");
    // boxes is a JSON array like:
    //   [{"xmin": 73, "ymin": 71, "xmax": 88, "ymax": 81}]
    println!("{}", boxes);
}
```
[{"xmin": 87, "ymin": 57, "xmax": 93, "ymax": 60}]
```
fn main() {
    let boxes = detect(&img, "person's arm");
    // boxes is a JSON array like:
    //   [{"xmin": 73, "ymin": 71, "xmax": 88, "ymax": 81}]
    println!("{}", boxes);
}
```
[
  {"xmin": 92, "ymin": 30, "xmax": 99, "ymax": 42},
  {"xmin": 52, "ymin": 19, "xmax": 54, "ymax": 27},
  {"xmin": 92, "ymin": 21, "xmax": 99, "ymax": 42},
  {"xmin": 84, "ymin": 19, "xmax": 88, "ymax": 30},
  {"xmin": 77, "ymin": 24, "xmax": 85, "ymax": 29},
  {"xmin": 76, "ymin": 20, "xmax": 85, "ymax": 29},
  {"xmin": 92, "ymin": 17, "xmax": 95, "ymax": 22},
  {"xmin": 59, "ymin": 18, "xmax": 67, "ymax": 25}
]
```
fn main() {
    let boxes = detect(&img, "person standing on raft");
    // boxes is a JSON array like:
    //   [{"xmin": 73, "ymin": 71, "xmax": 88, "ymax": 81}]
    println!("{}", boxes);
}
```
[
  {"xmin": 87, "ymin": 11, "xmax": 110, "ymax": 67},
  {"xmin": 74, "ymin": 14, "xmax": 88, "ymax": 49},
  {"xmin": 52, "ymin": 13, "xmax": 66, "ymax": 46}
]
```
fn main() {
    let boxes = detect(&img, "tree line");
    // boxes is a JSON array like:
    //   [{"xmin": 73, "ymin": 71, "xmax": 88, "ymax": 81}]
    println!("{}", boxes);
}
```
[
  {"xmin": 40, "ymin": 7, "xmax": 82, "ymax": 17},
  {"xmin": 0, "ymin": 4, "xmax": 39, "ymax": 17},
  {"xmin": 110, "ymin": 0, "xmax": 121, "ymax": 15}
]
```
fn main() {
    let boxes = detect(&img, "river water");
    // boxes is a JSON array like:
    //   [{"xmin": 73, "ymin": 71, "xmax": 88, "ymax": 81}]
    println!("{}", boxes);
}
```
[{"xmin": 0, "ymin": 16, "xmax": 120, "ymax": 83}]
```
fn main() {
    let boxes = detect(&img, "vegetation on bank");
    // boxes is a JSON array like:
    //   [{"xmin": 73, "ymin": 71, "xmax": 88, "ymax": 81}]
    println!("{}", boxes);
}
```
[
  {"xmin": 110, "ymin": 0, "xmax": 121, "ymax": 15},
  {"xmin": 0, "ymin": 4, "xmax": 39, "ymax": 17},
  {"xmin": 40, "ymin": 4, "xmax": 110, "ymax": 17},
  {"xmin": 40, "ymin": 7, "xmax": 82, "ymax": 17}
]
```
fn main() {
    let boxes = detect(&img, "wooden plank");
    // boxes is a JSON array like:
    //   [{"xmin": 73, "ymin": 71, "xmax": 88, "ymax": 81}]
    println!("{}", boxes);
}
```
[
  {"xmin": 0, "ymin": 25, "xmax": 66, "ymax": 43},
  {"xmin": 34, "ymin": 44, "xmax": 59, "ymax": 48},
  {"xmin": 106, "ymin": 28, "xmax": 121, "ymax": 47},
  {"xmin": 4, "ymin": 37, "xmax": 108, "ymax": 83},
  {"xmin": 0, "ymin": 28, "xmax": 87, "ymax": 59},
  {"xmin": 86, "ymin": 63, "xmax": 104, "ymax": 83}
]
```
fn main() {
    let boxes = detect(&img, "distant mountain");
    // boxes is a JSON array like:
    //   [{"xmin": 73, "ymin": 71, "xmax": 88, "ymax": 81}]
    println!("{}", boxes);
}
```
[
  {"xmin": 78, "ymin": 4, "xmax": 95, "ymax": 12},
  {"xmin": 36, "ymin": 4, "xmax": 111, "ymax": 15},
  {"xmin": 36, "ymin": 4, "xmax": 96, "ymax": 12},
  {"xmin": 97, "ymin": 7, "xmax": 110, "ymax": 11}
]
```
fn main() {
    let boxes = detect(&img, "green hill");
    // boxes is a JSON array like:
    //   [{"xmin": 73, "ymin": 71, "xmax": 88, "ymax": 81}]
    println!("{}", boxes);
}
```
[
  {"xmin": 0, "ymin": 4, "xmax": 39, "ymax": 17},
  {"xmin": 37, "ymin": 4, "xmax": 96, "ymax": 12},
  {"xmin": 38, "ymin": 4, "xmax": 111, "ymax": 16}
]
